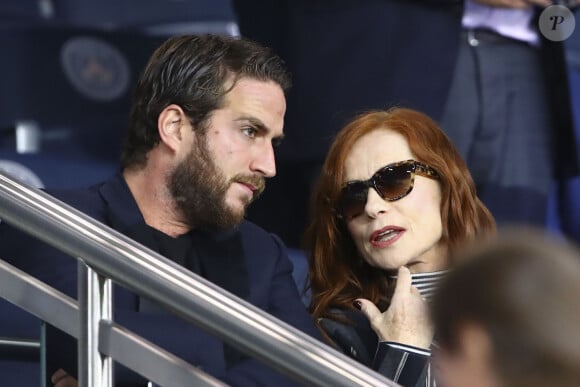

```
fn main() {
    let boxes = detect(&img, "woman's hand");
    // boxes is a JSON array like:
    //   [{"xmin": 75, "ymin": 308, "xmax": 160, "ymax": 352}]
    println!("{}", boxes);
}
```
[{"xmin": 356, "ymin": 266, "xmax": 434, "ymax": 349}]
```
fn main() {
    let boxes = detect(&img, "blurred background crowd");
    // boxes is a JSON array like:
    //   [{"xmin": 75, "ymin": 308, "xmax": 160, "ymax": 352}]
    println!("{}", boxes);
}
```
[{"xmin": 0, "ymin": 0, "xmax": 578, "ymax": 246}]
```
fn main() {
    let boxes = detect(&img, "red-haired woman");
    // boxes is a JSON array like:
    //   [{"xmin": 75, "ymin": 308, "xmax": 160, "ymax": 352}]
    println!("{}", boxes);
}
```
[{"xmin": 303, "ymin": 107, "xmax": 495, "ymax": 386}]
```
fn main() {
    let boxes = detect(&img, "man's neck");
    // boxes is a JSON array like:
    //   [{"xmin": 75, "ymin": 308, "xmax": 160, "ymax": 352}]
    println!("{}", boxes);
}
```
[{"xmin": 123, "ymin": 167, "xmax": 190, "ymax": 238}]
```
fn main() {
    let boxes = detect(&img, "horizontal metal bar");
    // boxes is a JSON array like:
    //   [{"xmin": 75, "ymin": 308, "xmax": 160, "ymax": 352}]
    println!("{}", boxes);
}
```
[
  {"xmin": 0, "ymin": 258, "xmax": 78, "ymax": 337},
  {"xmin": 0, "ymin": 338, "xmax": 40, "ymax": 349},
  {"xmin": 0, "ymin": 258, "xmax": 237, "ymax": 385},
  {"xmin": 0, "ymin": 172, "xmax": 396, "ymax": 386},
  {"xmin": 99, "ymin": 320, "xmax": 226, "ymax": 387},
  {"xmin": 0, "ymin": 337, "xmax": 41, "ymax": 361}
]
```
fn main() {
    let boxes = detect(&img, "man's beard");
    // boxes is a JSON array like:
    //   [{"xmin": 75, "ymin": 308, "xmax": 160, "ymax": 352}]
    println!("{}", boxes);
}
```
[{"xmin": 168, "ymin": 135, "xmax": 265, "ymax": 230}]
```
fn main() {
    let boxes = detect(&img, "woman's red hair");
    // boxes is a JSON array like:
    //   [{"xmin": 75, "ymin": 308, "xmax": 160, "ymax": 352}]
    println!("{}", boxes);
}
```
[{"xmin": 303, "ymin": 108, "xmax": 496, "ymax": 320}]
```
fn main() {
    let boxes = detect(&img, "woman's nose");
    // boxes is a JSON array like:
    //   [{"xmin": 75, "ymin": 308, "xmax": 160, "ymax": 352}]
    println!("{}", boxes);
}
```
[{"xmin": 363, "ymin": 187, "xmax": 390, "ymax": 218}]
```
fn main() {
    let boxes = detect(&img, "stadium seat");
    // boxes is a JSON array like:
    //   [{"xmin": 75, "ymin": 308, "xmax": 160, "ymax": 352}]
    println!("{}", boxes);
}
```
[
  {"xmin": 0, "ymin": 152, "xmax": 116, "ymax": 190},
  {"xmin": 50, "ymin": 0, "xmax": 239, "ymax": 36},
  {"xmin": 0, "ymin": 24, "xmax": 166, "ymax": 162},
  {"xmin": 287, "ymin": 248, "xmax": 311, "ymax": 306}
]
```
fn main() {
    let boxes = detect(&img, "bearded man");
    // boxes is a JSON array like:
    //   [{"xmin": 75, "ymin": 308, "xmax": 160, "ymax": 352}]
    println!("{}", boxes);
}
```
[{"xmin": 0, "ymin": 34, "xmax": 320, "ymax": 387}]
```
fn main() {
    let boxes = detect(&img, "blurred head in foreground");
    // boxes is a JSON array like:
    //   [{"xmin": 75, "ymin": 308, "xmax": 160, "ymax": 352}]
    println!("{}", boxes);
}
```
[{"xmin": 431, "ymin": 229, "xmax": 580, "ymax": 387}]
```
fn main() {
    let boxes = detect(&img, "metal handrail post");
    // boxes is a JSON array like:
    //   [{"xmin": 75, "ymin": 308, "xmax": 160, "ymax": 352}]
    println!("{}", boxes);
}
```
[{"xmin": 78, "ymin": 263, "xmax": 112, "ymax": 387}]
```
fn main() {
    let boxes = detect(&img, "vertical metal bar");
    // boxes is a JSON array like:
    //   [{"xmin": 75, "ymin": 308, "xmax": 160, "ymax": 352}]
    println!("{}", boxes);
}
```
[
  {"xmin": 102, "ymin": 277, "xmax": 113, "ymax": 387},
  {"xmin": 78, "ymin": 262, "xmax": 90, "ymax": 387},
  {"xmin": 41, "ymin": 321, "xmax": 47, "ymax": 387},
  {"xmin": 78, "ymin": 262, "xmax": 113, "ymax": 387}
]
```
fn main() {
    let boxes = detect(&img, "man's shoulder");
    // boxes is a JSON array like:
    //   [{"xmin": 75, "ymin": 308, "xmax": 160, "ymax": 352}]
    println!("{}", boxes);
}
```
[
  {"xmin": 46, "ymin": 181, "xmax": 108, "ymax": 221},
  {"xmin": 0, "ymin": 179, "xmax": 109, "ymax": 233}
]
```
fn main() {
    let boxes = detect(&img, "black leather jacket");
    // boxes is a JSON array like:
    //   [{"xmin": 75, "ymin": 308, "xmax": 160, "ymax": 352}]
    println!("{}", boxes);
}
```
[{"xmin": 318, "ymin": 309, "xmax": 432, "ymax": 387}]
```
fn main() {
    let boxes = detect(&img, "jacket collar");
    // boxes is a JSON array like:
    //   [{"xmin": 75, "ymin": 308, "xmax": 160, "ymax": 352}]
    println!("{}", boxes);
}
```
[{"xmin": 97, "ymin": 172, "xmax": 249, "ymax": 299}]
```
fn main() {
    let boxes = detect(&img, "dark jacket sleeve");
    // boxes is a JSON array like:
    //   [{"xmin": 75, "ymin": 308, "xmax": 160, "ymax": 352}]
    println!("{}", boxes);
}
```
[{"xmin": 373, "ymin": 343, "xmax": 430, "ymax": 387}]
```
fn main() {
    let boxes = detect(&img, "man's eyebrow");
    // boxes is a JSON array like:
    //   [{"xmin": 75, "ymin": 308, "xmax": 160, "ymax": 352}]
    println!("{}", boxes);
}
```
[
  {"xmin": 235, "ymin": 116, "xmax": 285, "ymax": 145},
  {"xmin": 235, "ymin": 116, "xmax": 268, "ymax": 132}
]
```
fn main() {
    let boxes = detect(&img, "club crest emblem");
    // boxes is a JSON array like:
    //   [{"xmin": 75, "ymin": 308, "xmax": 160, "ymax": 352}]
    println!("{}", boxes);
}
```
[{"xmin": 61, "ymin": 36, "xmax": 130, "ymax": 101}]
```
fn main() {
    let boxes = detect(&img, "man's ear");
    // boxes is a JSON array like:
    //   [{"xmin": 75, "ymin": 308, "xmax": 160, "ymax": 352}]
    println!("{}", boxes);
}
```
[{"xmin": 157, "ymin": 104, "xmax": 188, "ymax": 152}]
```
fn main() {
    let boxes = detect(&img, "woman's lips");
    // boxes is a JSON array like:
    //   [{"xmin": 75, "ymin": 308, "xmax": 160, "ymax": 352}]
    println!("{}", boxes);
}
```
[{"xmin": 370, "ymin": 226, "xmax": 405, "ymax": 247}]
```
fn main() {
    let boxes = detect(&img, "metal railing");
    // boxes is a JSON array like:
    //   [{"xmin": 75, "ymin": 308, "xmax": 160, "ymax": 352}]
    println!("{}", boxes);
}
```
[{"xmin": 0, "ymin": 171, "xmax": 397, "ymax": 387}]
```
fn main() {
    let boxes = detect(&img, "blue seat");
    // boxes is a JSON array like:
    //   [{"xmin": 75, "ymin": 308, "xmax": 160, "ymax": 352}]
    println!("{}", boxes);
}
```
[
  {"xmin": 0, "ymin": 303, "xmax": 42, "ymax": 386},
  {"xmin": 0, "ymin": 152, "xmax": 117, "ymax": 190},
  {"xmin": 0, "ymin": 0, "xmax": 47, "ymax": 26},
  {"xmin": 287, "ymin": 248, "xmax": 311, "ymax": 306},
  {"xmin": 0, "ymin": 25, "xmax": 166, "ymax": 162},
  {"xmin": 1, "ymin": 0, "xmax": 238, "ymax": 35},
  {"xmin": 50, "ymin": 0, "xmax": 238, "ymax": 36}
]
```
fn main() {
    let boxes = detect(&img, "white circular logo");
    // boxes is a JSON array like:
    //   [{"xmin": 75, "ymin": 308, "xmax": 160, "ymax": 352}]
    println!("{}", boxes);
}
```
[
  {"xmin": 538, "ymin": 5, "xmax": 576, "ymax": 42},
  {"xmin": 61, "ymin": 36, "xmax": 131, "ymax": 101}
]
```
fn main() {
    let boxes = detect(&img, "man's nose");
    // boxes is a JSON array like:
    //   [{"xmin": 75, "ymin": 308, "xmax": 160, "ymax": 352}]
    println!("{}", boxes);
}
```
[{"xmin": 250, "ymin": 143, "xmax": 276, "ymax": 177}]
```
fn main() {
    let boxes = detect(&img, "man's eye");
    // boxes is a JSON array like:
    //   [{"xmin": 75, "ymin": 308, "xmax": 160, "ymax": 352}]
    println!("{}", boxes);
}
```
[{"xmin": 242, "ymin": 127, "xmax": 257, "ymax": 138}]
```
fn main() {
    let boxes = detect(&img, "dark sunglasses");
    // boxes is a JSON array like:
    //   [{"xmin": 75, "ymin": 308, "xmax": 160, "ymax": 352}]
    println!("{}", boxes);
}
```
[{"xmin": 336, "ymin": 159, "xmax": 439, "ymax": 220}]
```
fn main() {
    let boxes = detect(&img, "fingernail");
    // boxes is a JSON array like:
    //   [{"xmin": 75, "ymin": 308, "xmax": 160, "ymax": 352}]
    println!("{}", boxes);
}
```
[{"xmin": 353, "ymin": 300, "xmax": 362, "ymax": 310}]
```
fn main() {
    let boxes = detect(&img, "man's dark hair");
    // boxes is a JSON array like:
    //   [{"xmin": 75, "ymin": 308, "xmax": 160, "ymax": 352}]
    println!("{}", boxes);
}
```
[{"xmin": 121, "ymin": 34, "xmax": 290, "ymax": 168}]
